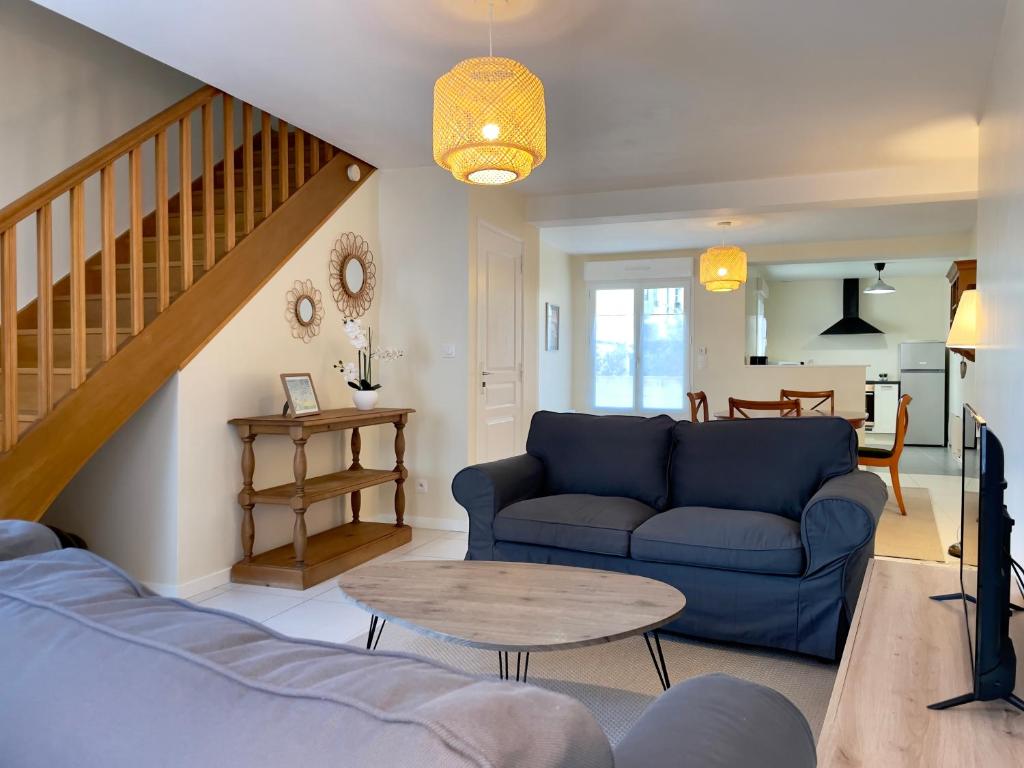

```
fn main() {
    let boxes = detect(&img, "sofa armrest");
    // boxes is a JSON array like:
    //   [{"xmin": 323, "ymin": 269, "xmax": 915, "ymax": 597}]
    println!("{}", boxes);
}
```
[
  {"xmin": 613, "ymin": 673, "xmax": 816, "ymax": 768},
  {"xmin": 452, "ymin": 453, "xmax": 545, "ymax": 560},
  {"xmin": 0, "ymin": 521, "xmax": 62, "ymax": 561},
  {"xmin": 801, "ymin": 470, "xmax": 887, "ymax": 577}
]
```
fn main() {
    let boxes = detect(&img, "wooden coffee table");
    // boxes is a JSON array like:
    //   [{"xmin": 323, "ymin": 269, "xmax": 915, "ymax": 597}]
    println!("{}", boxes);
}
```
[{"xmin": 337, "ymin": 560, "xmax": 686, "ymax": 689}]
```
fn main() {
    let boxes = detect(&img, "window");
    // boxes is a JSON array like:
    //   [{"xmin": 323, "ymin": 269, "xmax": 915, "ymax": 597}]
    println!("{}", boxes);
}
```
[{"xmin": 590, "ymin": 282, "xmax": 690, "ymax": 414}]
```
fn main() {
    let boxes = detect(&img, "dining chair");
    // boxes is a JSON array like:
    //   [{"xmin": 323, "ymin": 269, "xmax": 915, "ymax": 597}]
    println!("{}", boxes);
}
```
[
  {"xmin": 780, "ymin": 389, "xmax": 835, "ymax": 415},
  {"xmin": 727, "ymin": 398, "xmax": 802, "ymax": 418},
  {"xmin": 858, "ymin": 394, "xmax": 912, "ymax": 515},
  {"xmin": 687, "ymin": 391, "xmax": 709, "ymax": 422}
]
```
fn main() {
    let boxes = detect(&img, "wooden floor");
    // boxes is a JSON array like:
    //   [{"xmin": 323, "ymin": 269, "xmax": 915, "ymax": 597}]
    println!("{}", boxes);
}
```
[{"xmin": 818, "ymin": 559, "xmax": 1024, "ymax": 767}]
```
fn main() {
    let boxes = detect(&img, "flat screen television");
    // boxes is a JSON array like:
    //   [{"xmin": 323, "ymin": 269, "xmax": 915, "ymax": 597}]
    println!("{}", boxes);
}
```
[{"xmin": 929, "ymin": 404, "xmax": 1021, "ymax": 711}]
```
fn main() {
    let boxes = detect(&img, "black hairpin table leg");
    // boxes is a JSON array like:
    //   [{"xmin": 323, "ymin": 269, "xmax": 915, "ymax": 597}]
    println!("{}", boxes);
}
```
[
  {"xmin": 497, "ymin": 651, "xmax": 530, "ymax": 682},
  {"xmin": 366, "ymin": 614, "xmax": 386, "ymax": 650},
  {"xmin": 644, "ymin": 631, "xmax": 671, "ymax": 690}
]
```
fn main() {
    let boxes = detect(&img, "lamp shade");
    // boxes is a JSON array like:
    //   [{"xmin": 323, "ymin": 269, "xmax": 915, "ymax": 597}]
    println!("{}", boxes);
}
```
[
  {"xmin": 433, "ymin": 56, "xmax": 546, "ymax": 185},
  {"xmin": 946, "ymin": 289, "xmax": 978, "ymax": 349},
  {"xmin": 699, "ymin": 245, "xmax": 748, "ymax": 292}
]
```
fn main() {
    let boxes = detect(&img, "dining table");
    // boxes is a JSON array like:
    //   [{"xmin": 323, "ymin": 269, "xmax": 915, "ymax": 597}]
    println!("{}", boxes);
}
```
[{"xmin": 712, "ymin": 409, "xmax": 868, "ymax": 429}]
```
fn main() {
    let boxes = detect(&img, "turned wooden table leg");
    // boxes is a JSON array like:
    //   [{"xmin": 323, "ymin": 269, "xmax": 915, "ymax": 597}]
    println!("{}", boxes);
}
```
[
  {"xmin": 350, "ymin": 426, "xmax": 362, "ymax": 523},
  {"xmin": 291, "ymin": 426, "xmax": 309, "ymax": 564},
  {"xmin": 393, "ymin": 416, "xmax": 407, "ymax": 527},
  {"xmin": 237, "ymin": 426, "xmax": 257, "ymax": 561}
]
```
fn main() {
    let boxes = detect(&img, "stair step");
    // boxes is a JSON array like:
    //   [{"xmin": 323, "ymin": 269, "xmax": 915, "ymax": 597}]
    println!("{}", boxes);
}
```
[{"xmin": 16, "ymin": 328, "xmax": 132, "ymax": 368}]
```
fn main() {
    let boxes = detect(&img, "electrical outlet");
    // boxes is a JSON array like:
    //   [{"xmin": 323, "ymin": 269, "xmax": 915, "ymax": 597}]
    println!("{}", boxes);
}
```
[{"xmin": 415, "ymin": 479, "xmax": 429, "ymax": 494}]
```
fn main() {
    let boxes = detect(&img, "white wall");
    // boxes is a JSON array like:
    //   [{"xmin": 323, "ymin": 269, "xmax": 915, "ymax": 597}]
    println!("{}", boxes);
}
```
[
  {"xmin": 538, "ymin": 242, "xmax": 573, "ymax": 411},
  {"xmin": 765, "ymin": 276, "xmax": 950, "ymax": 379},
  {"xmin": 0, "ymin": 0, "xmax": 199, "ymax": 305},
  {"xmin": 976, "ymin": 0, "xmax": 1024, "ymax": 565},
  {"xmin": 377, "ymin": 168, "xmax": 471, "ymax": 529}
]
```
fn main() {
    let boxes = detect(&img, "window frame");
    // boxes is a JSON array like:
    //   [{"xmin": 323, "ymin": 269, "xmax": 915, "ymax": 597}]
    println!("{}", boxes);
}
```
[{"xmin": 586, "ymin": 278, "xmax": 692, "ymax": 417}]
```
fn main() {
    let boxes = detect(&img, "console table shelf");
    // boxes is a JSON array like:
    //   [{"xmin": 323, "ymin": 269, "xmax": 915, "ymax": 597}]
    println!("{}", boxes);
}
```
[
  {"xmin": 252, "ymin": 468, "xmax": 401, "ymax": 506},
  {"xmin": 227, "ymin": 407, "xmax": 414, "ymax": 590}
]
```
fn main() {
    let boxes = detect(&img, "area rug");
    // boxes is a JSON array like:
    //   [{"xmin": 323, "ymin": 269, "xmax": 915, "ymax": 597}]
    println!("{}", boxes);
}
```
[
  {"xmin": 374, "ymin": 622, "xmax": 837, "ymax": 745},
  {"xmin": 874, "ymin": 486, "xmax": 946, "ymax": 562}
]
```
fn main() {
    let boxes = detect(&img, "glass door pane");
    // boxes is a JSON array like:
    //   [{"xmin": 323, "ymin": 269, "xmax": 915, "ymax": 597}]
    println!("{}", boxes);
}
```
[
  {"xmin": 593, "ymin": 288, "xmax": 635, "ymax": 409},
  {"xmin": 640, "ymin": 286, "xmax": 686, "ymax": 411}
]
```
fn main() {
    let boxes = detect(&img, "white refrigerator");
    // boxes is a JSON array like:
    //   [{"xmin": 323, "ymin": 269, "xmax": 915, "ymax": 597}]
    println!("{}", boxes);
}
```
[{"xmin": 899, "ymin": 341, "xmax": 947, "ymax": 446}]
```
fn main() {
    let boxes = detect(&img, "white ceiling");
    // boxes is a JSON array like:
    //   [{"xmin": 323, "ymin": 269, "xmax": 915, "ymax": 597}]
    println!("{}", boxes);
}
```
[
  {"xmin": 541, "ymin": 199, "xmax": 978, "ymax": 254},
  {"xmin": 761, "ymin": 257, "xmax": 952, "ymax": 282},
  {"xmin": 35, "ymin": 0, "xmax": 1007, "ymax": 197}
]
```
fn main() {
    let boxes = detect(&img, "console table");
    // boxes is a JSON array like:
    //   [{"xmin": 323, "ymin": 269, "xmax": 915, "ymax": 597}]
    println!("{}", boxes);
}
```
[{"xmin": 227, "ymin": 407, "xmax": 414, "ymax": 590}]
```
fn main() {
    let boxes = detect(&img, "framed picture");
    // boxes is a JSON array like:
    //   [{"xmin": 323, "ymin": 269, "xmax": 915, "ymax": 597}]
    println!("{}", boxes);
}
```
[
  {"xmin": 280, "ymin": 373, "xmax": 321, "ymax": 416},
  {"xmin": 545, "ymin": 302, "xmax": 560, "ymax": 351}
]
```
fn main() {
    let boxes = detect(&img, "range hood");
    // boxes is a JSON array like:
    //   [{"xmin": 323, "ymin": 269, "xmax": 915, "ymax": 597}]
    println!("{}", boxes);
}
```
[{"xmin": 820, "ymin": 279, "xmax": 884, "ymax": 335}]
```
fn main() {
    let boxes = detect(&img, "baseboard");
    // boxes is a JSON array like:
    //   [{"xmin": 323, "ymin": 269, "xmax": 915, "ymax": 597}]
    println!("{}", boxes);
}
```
[
  {"xmin": 360, "ymin": 512, "xmax": 468, "ymax": 533},
  {"xmin": 142, "ymin": 567, "xmax": 232, "ymax": 599}
]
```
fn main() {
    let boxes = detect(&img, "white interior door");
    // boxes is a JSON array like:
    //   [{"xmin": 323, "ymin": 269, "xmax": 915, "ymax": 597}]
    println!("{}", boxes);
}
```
[{"xmin": 476, "ymin": 222, "xmax": 523, "ymax": 462}]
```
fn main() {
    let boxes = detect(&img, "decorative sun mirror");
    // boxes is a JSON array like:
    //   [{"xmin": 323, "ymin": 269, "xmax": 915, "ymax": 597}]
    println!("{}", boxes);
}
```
[
  {"xmin": 285, "ymin": 279, "xmax": 324, "ymax": 343},
  {"xmin": 330, "ymin": 232, "xmax": 376, "ymax": 318}
]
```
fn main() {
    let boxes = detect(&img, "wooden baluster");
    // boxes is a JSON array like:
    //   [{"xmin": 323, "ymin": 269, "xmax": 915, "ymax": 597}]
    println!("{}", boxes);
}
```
[
  {"xmin": 238, "ymin": 425, "xmax": 256, "ymax": 561},
  {"xmin": 290, "ymin": 425, "xmax": 308, "ymax": 564},
  {"xmin": 35, "ymin": 204, "xmax": 53, "ymax": 416},
  {"xmin": 202, "ymin": 101, "xmax": 215, "ymax": 270},
  {"xmin": 310, "ymin": 139, "xmax": 320, "ymax": 175},
  {"xmin": 294, "ymin": 129, "xmax": 305, "ymax": 188},
  {"xmin": 128, "ymin": 148, "xmax": 144, "ymax": 335},
  {"xmin": 69, "ymin": 183, "xmax": 86, "ymax": 387},
  {"xmin": 242, "ymin": 103, "xmax": 255, "ymax": 235},
  {"xmin": 261, "ymin": 112, "xmax": 273, "ymax": 218},
  {"xmin": 177, "ymin": 115, "xmax": 193, "ymax": 291},
  {"xmin": 324, "ymin": 143, "xmax": 334, "ymax": 163},
  {"xmin": 222, "ymin": 95, "xmax": 236, "ymax": 251},
  {"xmin": 277, "ymin": 119, "xmax": 289, "ymax": 204},
  {"xmin": 100, "ymin": 164, "xmax": 116, "ymax": 361},
  {"xmin": 155, "ymin": 129, "xmax": 170, "ymax": 311},
  {"xmin": 393, "ymin": 416, "xmax": 407, "ymax": 527},
  {"xmin": 1, "ymin": 227, "xmax": 16, "ymax": 449},
  {"xmin": 349, "ymin": 426, "xmax": 362, "ymax": 523}
]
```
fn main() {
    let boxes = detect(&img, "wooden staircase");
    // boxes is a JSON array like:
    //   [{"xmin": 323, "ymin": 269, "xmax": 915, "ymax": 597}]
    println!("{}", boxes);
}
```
[{"xmin": 0, "ymin": 86, "xmax": 373, "ymax": 521}]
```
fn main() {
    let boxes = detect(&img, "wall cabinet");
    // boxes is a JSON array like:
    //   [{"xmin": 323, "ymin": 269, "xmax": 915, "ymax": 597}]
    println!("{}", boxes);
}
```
[{"xmin": 873, "ymin": 383, "xmax": 900, "ymax": 433}]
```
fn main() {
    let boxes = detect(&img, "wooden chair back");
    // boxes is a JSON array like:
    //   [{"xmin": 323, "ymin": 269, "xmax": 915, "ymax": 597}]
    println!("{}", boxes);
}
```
[
  {"xmin": 687, "ymin": 391, "xmax": 709, "ymax": 422},
  {"xmin": 728, "ymin": 397, "xmax": 802, "ymax": 418},
  {"xmin": 780, "ymin": 389, "xmax": 835, "ymax": 415},
  {"xmin": 891, "ymin": 394, "xmax": 913, "ymax": 456}
]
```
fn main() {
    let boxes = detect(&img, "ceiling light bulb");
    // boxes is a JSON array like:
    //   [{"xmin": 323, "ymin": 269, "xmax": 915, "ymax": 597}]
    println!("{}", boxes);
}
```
[
  {"xmin": 482, "ymin": 123, "xmax": 501, "ymax": 140},
  {"xmin": 717, "ymin": 267, "xmax": 728, "ymax": 277}
]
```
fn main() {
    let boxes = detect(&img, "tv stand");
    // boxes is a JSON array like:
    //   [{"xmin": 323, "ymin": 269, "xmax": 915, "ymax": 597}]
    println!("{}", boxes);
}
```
[
  {"xmin": 929, "ymin": 591, "xmax": 976, "ymax": 604},
  {"xmin": 928, "ymin": 690, "xmax": 1024, "ymax": 712}
]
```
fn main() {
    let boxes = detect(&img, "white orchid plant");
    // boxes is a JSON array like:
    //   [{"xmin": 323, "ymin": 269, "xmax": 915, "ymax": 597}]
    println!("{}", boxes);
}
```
[{"xmin": 334, "ymin": 318, "xmax": 404, "ymax": 391}]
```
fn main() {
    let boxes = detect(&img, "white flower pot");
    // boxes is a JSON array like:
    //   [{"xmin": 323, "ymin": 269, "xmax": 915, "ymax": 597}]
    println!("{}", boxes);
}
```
[{"xmin": 352, "ymin": 389, "xmax": 379, "ymax": 411}]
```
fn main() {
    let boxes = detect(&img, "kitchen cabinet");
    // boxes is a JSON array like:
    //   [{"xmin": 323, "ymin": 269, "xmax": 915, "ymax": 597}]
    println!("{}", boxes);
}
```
[{"xmin": 873, "ymin": 383, "xmax": 900, "ymax": 434}]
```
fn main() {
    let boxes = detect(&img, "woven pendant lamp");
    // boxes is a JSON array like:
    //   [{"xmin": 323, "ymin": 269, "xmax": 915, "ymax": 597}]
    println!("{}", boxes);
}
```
[
  {"xmin": 699, "ymin": 222, "xmax": 748, "ymax": 293},
  {"xmin": 433, "ymin": 3, "xmax": 546, "ymax": 185}
]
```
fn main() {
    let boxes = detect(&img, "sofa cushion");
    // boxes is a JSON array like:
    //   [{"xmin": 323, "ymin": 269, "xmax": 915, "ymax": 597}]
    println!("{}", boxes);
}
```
[
  {"xmin": 669, "ymin": 417, "xmax": 857, "ymax": 520},
  {"xmin": 526, "ymin": 411, "xmax": 676, "ymax": 509},
  {"xmin": 0, "ymin": 549, "xmax": 612, "ymax": 768},
  {"xmin": 631, "ymin": 506, "xmax": 805, "ymax": 575},
  {"xmin": 0, "ymin": 520, "xmax": 60, "ymax": 561},
  {"xmin": 494, "ymin": 494, "xmax": 658, "ymax": 557}
]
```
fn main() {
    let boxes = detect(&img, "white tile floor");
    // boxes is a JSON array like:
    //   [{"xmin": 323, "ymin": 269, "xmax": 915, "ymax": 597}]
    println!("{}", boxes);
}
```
[
  {"xmin": 189, "ymin": 526, "xmax": 468, "ymax": 645},
  {"xmin": 188, "ymin": 472, "xmax": 964, "ymax": 643}
]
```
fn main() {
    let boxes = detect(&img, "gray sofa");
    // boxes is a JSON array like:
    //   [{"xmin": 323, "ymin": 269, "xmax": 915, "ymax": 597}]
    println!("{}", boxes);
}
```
[
  {"xmin": 454, "ymin": 411, "xmax": 887, "ymax": 660},
  {"xmin": 0, "ymin": 522, "xmax": 816, "ymax": 767}
]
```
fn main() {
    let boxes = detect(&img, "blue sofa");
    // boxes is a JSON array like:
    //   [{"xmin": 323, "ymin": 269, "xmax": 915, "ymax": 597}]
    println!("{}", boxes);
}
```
[
  {"xmin": 0, "ymin": 521, "xmax": 817, "ymax": 768},
  {"xmin": 453, "ymin": 411, "xmax": 887, "ymax": 660}
]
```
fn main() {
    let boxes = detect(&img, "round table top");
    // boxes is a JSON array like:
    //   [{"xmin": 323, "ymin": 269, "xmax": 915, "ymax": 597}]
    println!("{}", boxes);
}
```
[
  {"xmin": 712, "ymin": 409, "xmax": 867, "ymax": 428},
  {"xmin": 337, "ymin": 560, "xmax": 686, "ymax": 652}
]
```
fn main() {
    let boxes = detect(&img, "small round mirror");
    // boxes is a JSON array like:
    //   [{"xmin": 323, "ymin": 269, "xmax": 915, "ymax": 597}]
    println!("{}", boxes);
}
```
[
  {"xmin": 296, "ymin": 295, "xmax": 315, "ymax": 326},
  {"xmin": 344, "ymin": 257, "xmax": 365, "ymax": 295}
]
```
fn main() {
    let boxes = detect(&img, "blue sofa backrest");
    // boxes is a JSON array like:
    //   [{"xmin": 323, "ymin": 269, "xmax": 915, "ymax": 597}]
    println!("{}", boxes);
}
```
[
  {"xmin": 526, "ymin": 411, "xmax": 676, "ymax": 509},
  {"xmin": 669, "ymin": 418, "xmax": 858, "ymax": 520}
]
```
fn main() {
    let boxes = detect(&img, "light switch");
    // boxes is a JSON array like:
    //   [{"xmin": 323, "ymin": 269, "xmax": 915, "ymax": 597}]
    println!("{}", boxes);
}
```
[{"xmin": 441, "ymin": 344, "xmax": 456, "ymax": 359}]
